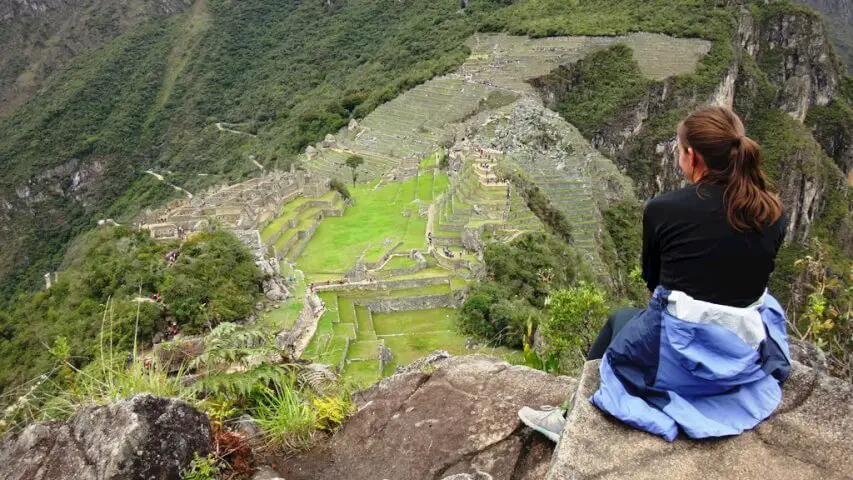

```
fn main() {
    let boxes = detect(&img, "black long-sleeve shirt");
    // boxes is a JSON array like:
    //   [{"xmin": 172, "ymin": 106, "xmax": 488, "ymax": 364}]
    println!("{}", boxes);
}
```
[{"xmin": 641, "ymin": 184, "xmax": 787, "ymax": 307}]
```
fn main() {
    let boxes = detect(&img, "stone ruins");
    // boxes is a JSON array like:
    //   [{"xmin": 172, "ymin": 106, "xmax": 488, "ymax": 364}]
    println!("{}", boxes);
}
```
[{"xmin": 139, "ymin": 167, "xmax": 329, "ymax": 242}]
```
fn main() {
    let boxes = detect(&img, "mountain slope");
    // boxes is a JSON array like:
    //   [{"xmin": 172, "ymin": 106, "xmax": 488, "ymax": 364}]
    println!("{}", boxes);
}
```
[{"xmin": 0, "ymin": 0, "xmax": 192, "ymax": 115}]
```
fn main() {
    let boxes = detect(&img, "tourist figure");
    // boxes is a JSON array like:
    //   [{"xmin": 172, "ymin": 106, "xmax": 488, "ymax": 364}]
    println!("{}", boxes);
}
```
[{"xmin": 519, "ymin": 106, "xmax": 789, "ymax": 443}]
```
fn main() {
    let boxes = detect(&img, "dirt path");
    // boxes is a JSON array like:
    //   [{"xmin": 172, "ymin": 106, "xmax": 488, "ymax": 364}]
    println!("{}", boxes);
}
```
[
  {"xmin": 216, "ymin": 122, "xmax": 256, "ymax": 137},
  {"xmin": 145, "ymin": 170, "xmax": 194, "ymax": 199}
]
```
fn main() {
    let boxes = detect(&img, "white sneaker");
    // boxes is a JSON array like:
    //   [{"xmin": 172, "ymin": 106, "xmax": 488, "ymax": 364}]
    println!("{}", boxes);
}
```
[{"xmin": 517, "ymin": 405, "xmax": 566, "ymax": 443}]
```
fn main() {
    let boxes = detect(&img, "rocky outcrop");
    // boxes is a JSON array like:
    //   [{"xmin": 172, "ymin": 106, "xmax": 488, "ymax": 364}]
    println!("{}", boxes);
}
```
[
  {"xmin": 279, "ymin": 355, "xmax": 576, "ymax": 480},
  {"xmin": 756, "ymin": 7, "xmax": 842, "ymax": 122},
  {"xmin": 0, "ymin": 394, "xmax": 210, "ymax": 480},
  {"xmin": 0, "ymin": 0, "xmax": 72, "ymax": 24},
  {"xmin": 256, "ymin": 256, "xmax": 291, "ymax": 301},
  {"xmin": 547, "ymin": 360, "xmax": 853, "ymax": 480}
]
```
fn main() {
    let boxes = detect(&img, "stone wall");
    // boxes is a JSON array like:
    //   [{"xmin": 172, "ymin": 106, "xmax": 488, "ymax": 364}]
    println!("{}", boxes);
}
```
[
  {"xmin": 374, "ymin": 262, "xmax": 426, "ymax": 279},
  {"xmin": 432, "ymin": 250, "xmax": 473, "ymax": 272},
  {"xmin": 287, "ymin": 215, "xmax": 324, "ymax": 260},
  {"xmin": 315, "ymin": 275, "xmax": 450, "ymax": 293},
  {"xmin": 358, "ymin": 292, "xmax": 463, "ymax": 313},
  {"xmin": 363, "ymin": 242, "xmax": 403, "ymax": 270},
  {"xmin": 432, "ymin": 235, "xmax": 464, "ymax": 247}
]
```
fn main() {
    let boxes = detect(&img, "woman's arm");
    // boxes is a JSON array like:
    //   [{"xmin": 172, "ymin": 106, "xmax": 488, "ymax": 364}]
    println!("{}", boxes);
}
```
[{"xmin": 641, "ymin": 205, "xmax": 661, "ymax": 293}]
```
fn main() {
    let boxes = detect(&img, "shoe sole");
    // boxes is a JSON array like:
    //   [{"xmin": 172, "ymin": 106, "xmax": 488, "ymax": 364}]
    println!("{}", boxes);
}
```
[{"xmin": 517, "ymin": 411, "xmax": 561, "ymax": 443}]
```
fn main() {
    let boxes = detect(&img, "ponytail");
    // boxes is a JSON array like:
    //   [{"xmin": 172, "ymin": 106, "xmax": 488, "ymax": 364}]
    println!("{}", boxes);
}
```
[
  {"xmin": 724, "ymin": 135, "xmax": 782, "ymax": 232},
  {"xmin": 679, "ymin": 106, "xmax": 782, "ymax": 232}
]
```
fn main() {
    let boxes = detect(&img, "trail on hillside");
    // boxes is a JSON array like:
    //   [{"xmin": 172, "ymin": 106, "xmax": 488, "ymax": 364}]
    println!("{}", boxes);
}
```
[
  {"xmin": 145, "ymin": 170, "xmax": 193, "ymax": 199},
  {"xmin": 216, "ymin": 122, "xmax": 256, "ymax": 137}
]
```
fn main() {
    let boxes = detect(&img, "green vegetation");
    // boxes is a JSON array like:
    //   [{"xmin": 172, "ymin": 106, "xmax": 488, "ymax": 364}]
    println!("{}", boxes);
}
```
[
  {"xmin": 542, "ymin": 282, "xmax": 609, "ymax": 372},
  {"xmin": 162, "ymin": 231, "xmax": 260, "ymax": 330},
  {"xmin": 0, "ymin": 227, "xmax": 260, "ymax": 392},
  {"xmin": 602, "ymin": 201, "xmax": 648, "ymax": 305},
  {"xmin": 805, "ymin": 99, "xmax": 853, "ymax": 174},
  {"xmin": 297, "ymin": 178, "xmax": 424, "ymax": 276},
  {"xmin": 551, "ymin": 45, "xmax": 652, "ymax": 137},
  {"xmin": 0, "ymin": 0, "xmax": 506, "ymax": 296},
  {"xmin": 181, "ymin": 453, "xmax": 221, "ymax": 480},
  {"xmin": 345, "ymin": 155, "xmax": 365, "ymax": 186},
  {"xmin": 329, "ymin": 179, "xmax": 352, "ymax": 201},
  {"xmin": 457, "ymin": 232, "xmax": 586, "ymax": 349},
  {"xmin": 498, "ymin": 167, "xmax": 573, "ymax": 244}
]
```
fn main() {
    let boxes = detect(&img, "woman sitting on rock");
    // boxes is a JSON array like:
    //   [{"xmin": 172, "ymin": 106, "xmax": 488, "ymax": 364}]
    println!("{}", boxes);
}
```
[{"xmin": 519, "ymin": 106, "xmax": 791, "ymax": 443}]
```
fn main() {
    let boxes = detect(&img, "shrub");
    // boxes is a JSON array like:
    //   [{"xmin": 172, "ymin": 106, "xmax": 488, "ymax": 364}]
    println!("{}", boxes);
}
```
[
  {"xmin": 329, "ymin": 178, "xmax": 351, "ymax": 200},
  {"xmin": 542, "ymin": 282, "xmax": 608, "ymax": 372}
]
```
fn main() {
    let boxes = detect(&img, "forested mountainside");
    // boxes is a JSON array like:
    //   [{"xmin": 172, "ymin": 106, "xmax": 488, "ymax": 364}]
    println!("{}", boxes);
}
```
[
  {"xmin": 794, "ymin": 0, "xmax": 853, "ymax": 71},
  {"xmin": 0, "ymin": 0, "xmax": 193, "ymax": 115},
  {"xmin": 0, "ymin": 0, "xmax": 850, "ymax": 388}
]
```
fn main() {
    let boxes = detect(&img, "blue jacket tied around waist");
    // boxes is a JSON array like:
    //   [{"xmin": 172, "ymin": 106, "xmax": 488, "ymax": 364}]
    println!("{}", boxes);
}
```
[{"xmin": 591, "ymin": 287, "xmax": 791, "ymax": 442}]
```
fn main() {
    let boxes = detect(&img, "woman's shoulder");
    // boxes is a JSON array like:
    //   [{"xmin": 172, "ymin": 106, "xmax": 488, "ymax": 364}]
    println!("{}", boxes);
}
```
[{"xmin": 644, "ymin": 185, "xmax": 703, "ymax": 214}]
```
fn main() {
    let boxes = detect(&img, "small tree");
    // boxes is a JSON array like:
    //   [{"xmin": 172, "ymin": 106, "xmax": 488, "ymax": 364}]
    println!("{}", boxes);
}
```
[{"xmin": 344, "ymin": 155, "xmax": 364, "ymax": 186}]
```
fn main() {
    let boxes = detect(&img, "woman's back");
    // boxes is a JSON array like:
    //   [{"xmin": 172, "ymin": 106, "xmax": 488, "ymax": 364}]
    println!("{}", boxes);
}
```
[{"xmin": 642, "ymin": 183, "xmax": 787, "ymax": 307}]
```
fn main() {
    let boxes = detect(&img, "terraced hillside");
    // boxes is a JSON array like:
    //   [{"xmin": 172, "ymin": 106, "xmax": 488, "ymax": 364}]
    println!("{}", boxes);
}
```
[
  {"xmin": 434, "ymin": 149, "xmax": 542, "ymax": 250},
  {"xmin": 259, "ymin": 191, "xmax": 345, "ymax": 261},
  {"xmin": 303, "ymin": 33, "xmax": 710, "ymax": 275},
  {"xmin": 257, "ymin": 152, "xmax": 541, "ymax": 384},
  {"xmin": 304, "ymin": 32, "xmax": 710, "ymax": 181}
]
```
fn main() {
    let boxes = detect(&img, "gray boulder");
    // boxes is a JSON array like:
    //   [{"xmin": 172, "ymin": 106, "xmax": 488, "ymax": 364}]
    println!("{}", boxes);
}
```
[
  {"xmin": 279, "ymin": 355, "xmax": 576, "ymax": 480},
  {"xmin": 0, "ymin": 394, "xmax": 210, "ymax": 480},
  {"xmin": 548, "ymin": 360, "xmax": 853, "ymax": 480}
]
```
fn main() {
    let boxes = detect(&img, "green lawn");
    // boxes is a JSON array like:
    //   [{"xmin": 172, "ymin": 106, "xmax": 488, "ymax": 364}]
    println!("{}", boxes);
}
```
[
  {"xmin": 262, "ymin": 300, "xmax": 303, "ymax": 330},
  {"xmin": 417, "ymin": 171, "xmax": 434, "ymax": 203},
  {"xmin": 296, "ymin": 178, "xmax": 424, "ymax": 275},
  {"xmin": 380, "ymin": 330, "xmax": 523, "ymax": 374},
  {"xmin": 355, "ymin": 305, "xmax": 375, "ymax": 339},
  {"xmin": 401, "ymin": 214, "xmax": 427, "ymax": 250},
  {"xmin": 337, "ymin": 297, "xmax": 356, "ymax": 324},
  {"xmin": 383, "ymin": 255, "xmax": 417, "ymax": 270},
  {"xmin": 373, "ymin": 308, "xmax": 456, "ymax": 336},
  {"xmin": 260, "ymin": 263, "xmax": 306, "ymax": 330},
  {"xmin": 433, "ymin": 172, "xmax": 449, "ymax": 198},
  {"xmin": 342, "ymin": 360, "xmax": 380, "ymax": 387},
  {"xmin": 419, "ymin": 154, "xmax": 437, "ymax": 170}
]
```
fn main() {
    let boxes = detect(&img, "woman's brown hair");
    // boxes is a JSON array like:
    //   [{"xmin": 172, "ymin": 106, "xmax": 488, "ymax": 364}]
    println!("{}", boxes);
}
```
[{"xmin": 677, "ymin": 106, "xmax": 782, "ymax": 232}]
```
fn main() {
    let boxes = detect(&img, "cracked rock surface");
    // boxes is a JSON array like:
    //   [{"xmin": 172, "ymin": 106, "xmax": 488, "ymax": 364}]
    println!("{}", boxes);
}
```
[
  {"xmin": 548, "ymin": 360, "xmax": 853, "ymax": 480},
  {"xmin": 279, "ymin": 355, "xmax": 576, "ymax": 480},
  {"xmin": 0, "ymin": 394, "xmax": 210, "ymax": 480}
]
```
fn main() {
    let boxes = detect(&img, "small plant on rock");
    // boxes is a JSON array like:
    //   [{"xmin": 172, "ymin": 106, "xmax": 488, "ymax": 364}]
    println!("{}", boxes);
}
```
[
  {"xmin": 253, "ymin": 373, "xmax": 317, "ymax": 452},
  {"xmin": 181, "ymin": 452, "xmax": 221, "ymax": 480}
]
